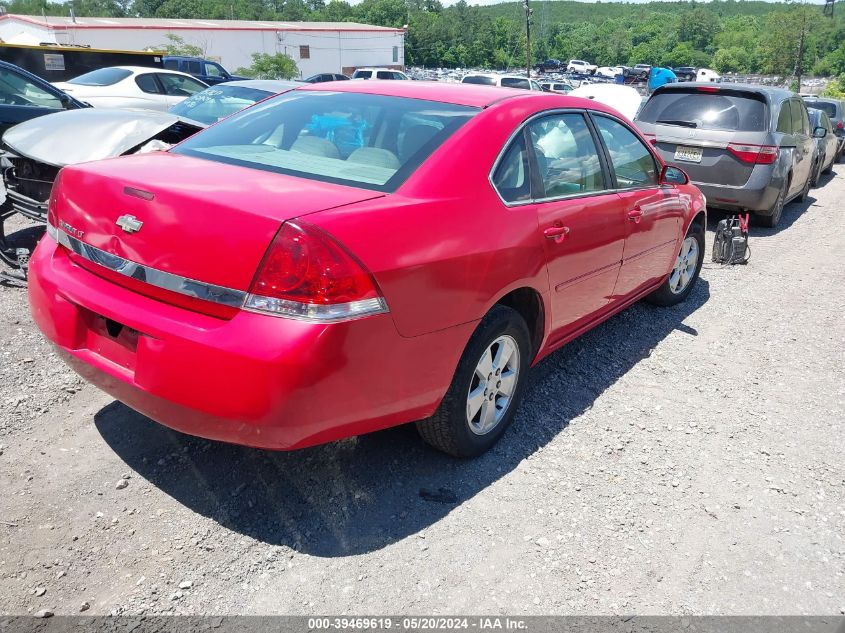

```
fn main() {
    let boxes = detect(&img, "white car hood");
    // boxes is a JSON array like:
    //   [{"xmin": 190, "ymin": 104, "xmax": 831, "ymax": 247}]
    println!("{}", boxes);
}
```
[
  {"xmin": 2, "ymin": 108, "xmax": 201, "ymax": 167},
  {"xmin": 569, "ymin": 84, "xmax": 643, "ymax": 121}
]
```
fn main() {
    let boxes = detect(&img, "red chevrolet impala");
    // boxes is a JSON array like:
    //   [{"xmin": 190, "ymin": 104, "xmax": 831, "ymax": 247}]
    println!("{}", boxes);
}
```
[{"xmin": 29, "ymin": 81, "xmax": 706, "ymax": 457}]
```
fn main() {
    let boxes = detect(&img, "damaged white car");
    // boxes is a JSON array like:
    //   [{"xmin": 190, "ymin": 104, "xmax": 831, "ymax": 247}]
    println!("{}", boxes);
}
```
[{"xmin": 0, "ymin": 80, "xmax": 299, "ymax": 280}]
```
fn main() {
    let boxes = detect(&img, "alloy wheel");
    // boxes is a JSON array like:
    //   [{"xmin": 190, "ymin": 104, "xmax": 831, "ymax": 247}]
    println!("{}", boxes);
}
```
[
  {"xmin": 466, "ymin": 335, "xmax": 520, "ymax": 435},
  {"xmin": 668, "ymin": 236, "xmax": 699, "ymax": 295}
]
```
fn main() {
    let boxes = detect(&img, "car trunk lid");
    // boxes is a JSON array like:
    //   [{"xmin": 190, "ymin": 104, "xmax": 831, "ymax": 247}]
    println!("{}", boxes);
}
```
[{"xmin": 52, "ymin": 152, "xmax": 385, "ymax": 312}]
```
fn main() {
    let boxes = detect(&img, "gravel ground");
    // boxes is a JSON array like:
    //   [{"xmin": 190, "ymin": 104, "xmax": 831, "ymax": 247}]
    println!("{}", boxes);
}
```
[{"xmin": 0, "ymin": 170, "xmax": 843, "ymax": 617}]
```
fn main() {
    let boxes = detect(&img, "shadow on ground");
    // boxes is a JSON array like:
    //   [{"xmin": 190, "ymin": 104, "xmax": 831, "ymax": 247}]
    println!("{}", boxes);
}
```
[
  {"xmin": 705, "ymin": 168, "xmax": 835, "ymax": 237},
  {"xmin": 95, "ymin": 276, "xmax": 709, "ymax": 557}
]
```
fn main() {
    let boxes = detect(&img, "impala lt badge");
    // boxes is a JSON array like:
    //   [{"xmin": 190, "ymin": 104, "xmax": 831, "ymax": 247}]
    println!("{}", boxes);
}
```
[{"xmin": 116, "ymin": 214, "xmax": 143, "ymax": 234}]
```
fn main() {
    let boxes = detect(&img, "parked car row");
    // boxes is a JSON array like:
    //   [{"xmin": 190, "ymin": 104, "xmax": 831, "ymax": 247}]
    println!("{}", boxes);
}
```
[{"xmin": 635, "ymin": 83, "xmax": 843, "ymax": 227}]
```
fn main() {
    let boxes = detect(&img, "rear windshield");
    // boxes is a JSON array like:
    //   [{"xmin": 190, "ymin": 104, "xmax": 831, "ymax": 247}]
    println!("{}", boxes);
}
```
[
  {"xmin": 67, "ymin": 67, "xmax": 132, "ymax": 86},
  {"xmin": 169, "ymin": 85, "xmax": 272, "ymax": 125},
  {"xmin": 637, "ymin": 88, "xmax": 767, "ymax": 131},
  {"xmin": 462, "ymin": 75, "xmax": 495, "ymax": 86},
  {"xmin": 172, "ymin": 92, "xmax": 478, "ymax": 192},
  {"xmin": 501, "ymin": 77, "xmax": 530, "ymax": 90},
  {"xmin": 805, "ymin": 101, "xmax": 837, "ymax": 118}
]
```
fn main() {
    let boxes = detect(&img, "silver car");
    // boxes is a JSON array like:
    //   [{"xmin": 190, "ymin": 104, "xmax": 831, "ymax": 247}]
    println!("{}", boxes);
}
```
[
  {"xmin": 636, "ymin": 84, "xmax": 815, "ymax": 227},
  {"xmin": 803, "ymin": 97, "xmax": 845, "ymax": 160}
]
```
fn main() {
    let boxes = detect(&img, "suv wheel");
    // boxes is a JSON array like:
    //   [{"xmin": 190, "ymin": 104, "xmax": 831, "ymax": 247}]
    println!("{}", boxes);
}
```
[
  {"xmin": 796, "ymin": 171, "xmax": 811, "ymax": 203},
  {"xmin": 759, "ymin": 180, "xmax": 787, "ymax": 228}
]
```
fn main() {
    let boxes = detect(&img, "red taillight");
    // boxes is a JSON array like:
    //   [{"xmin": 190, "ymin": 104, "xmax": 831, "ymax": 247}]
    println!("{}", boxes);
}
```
[
  {"xmin": 46, "ymin": 169, "xmax": 63, "ymax": 239},
  {"xmin": 245, "ymin": 221, "xmax": 387, "ymax": 321},
  {"xmin": 727, "ymin": 143, "xmax": 778, "ymax": 165},
  {"xmin": 641, "ymin": 133, "xmax": 657, "ymax": 145},
  {"xmin": 697, "ymin": 86, "xmax": 719, "ymax": 93},
  {"xmin": 838, "ymin": 121, "xmax": 843, "ymax": 130}
]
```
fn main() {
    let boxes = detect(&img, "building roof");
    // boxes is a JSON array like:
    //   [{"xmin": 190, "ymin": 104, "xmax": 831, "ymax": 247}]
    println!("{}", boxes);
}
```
[{"xmin": 1, "ymin": 14, "xmax": 405, "ymax": 33}]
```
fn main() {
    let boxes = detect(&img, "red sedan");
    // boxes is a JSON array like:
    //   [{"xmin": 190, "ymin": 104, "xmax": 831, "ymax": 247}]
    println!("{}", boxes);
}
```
[{"xmin": 29, "ymin": 81, "xmax": 706, "ymax": 457}]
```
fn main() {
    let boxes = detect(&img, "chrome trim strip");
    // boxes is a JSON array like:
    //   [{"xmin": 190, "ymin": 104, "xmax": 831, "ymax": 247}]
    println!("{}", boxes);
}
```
[{"xmin": 54, "ymin": 229, "xmax": 248, "ymax": 308}]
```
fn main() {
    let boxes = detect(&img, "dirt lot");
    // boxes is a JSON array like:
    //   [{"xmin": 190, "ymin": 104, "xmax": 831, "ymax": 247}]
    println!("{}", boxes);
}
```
[{"xmin": 0, "ymin": 170, "xmax": 843, "ymax": 617}]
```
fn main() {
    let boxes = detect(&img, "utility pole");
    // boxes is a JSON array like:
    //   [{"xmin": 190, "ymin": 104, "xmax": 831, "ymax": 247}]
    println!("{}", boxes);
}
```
[
  {"xmin": 523, "ymin": 0, "xmax": 533, "ymax": 79},
  {"xmin": 794, "ymin": 6, "xmax": 807, "ymax": 92}
]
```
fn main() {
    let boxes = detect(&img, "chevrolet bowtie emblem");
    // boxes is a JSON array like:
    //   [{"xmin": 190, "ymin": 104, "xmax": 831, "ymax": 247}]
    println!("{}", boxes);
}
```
[{"xmin": 116, "ymin": 214, "xmax": 143, "ymax": 234}]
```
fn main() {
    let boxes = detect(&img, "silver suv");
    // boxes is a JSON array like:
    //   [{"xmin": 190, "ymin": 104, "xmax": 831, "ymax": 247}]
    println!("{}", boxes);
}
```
[{"xmin": 636, "ymin": 84, "xmax": 815, "ymax": 227}]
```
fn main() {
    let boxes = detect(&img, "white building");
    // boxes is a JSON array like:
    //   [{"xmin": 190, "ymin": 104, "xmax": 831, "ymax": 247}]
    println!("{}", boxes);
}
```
[{"xmin": 0, "ymin": 14, "xmax": 405, "ymax": 77}]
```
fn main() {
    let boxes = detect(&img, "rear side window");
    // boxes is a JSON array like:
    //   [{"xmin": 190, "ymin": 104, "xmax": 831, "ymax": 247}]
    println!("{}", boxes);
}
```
[
  {"xmin": 593, "ymin": 115, "xmax": 658, "ymax": 188},
  {"xmin": 354, "ymin": 70, "xmax": 372, "ymax": 79},
  {"xmin": 462, "ymin": 75, "xmax": 495, "ymax": 86},
  {"xmin": 637, "ymin": 88, "xmax": 768, "ymax": 132},
  {"xmin": 376, "ymin": 71, "xmax": 392, "ymax": 79},
  {"xmin": 186, "ymin": 60, "xmax": 202, "ymax": 75},
  {"xmin": 790, "ymin": 100, "xmax": 809, "ymax": 136},
  {"xmin": 492, "ymin": 132, "xmax": 531, "ymax": 203},
  {"xmin": 776, "ymin": 102, "xmax": 792, "ymax": 133},
  {"xmin": 67, "ymin": 67, "xmax": 132, "ymax": 86},
  {"xmin": 163, "ymin": 59, "xmax": 179, "ymax": 70},
  {"xmin": 501, "ymin": 77, "xmax": 530, "ymax": 90},
  {"xmin": 135, "ymin": 74, "xmax": 160, "ymax": 94}
]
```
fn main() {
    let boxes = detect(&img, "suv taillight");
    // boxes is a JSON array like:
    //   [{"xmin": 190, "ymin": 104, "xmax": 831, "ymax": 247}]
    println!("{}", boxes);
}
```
[
  {"xmin": 727, "ymin": 143, "xmax": 778, "ymax": 165},
  {"xmin": 245, "ymin": 221, "xmax": 387, "ymax": 322}
]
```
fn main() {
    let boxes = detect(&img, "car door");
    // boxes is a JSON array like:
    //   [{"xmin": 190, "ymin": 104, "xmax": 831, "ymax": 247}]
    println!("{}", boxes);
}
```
[
  {"xmin": 202, "ymin": 62, "xmax": 228, "ymax": 85},
  {"xmin": 789, "ymin": 99, "xmax": 813, "ymax": 195},
  {"xmin": 133, "ymin": 72, "xmax": 170, "ymax": 110},
  {"xmin": 591, "ymin": 113, "xmax": 685, "ymax": 298},
  {"xmin": 0, "ymin": 66, "xmax": 67, "ymax": 135},
  {"xmin": 492, "ymin": 112, "xmax": 626, "ymax": 336}
]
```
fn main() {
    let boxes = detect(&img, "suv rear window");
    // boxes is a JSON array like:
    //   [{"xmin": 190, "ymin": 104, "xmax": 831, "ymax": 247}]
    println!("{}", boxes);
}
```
[
  {"xmin": 501, "ymin": 77, "xmax": 530, "ymax": 90},
  {"xmin": 462, "ymin": 75, "xmax": 496, "ymax": 86},
  {"xmin": 805, "ymin": 101, "xmax": 837, "ymax": 118},
  {"xmin": 67, "ymin": 67, "xmax": 132, "ymax": 86},
  {"xmin": 637, "ymin": 88, "xmax": 768, "ymax": 132},
  {"xmin": 173, "ymin": 92, "xmax": 478, "ymax": 192}
]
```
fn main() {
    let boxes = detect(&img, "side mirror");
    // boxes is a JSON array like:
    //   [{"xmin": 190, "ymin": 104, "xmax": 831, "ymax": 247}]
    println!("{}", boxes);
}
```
[
  {"xmin": 813, "ymin": 126, "xmax": 827, "ymax": 138},
  {"xmin": 541, "ymin": 85, "xmax": 550, "ymax": 92},
  {"xmin": 59, "ymin": 93, "xmax": 73, "ymax": 109},
  {"xmin": 660, "ymin": 164, "xmax": 689, "ymax": 185}
]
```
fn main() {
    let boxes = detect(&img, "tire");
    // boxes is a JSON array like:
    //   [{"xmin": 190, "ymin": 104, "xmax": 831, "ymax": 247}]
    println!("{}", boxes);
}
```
[
  {"xmin": 416, "ymin": 305, "xmax": 530, "ymax": 458},
  {"xmin": 822, "ymin": 153, "xmax": 834, "ymax": 175},
  {"xmin": 646, "ymin": 221, "xmax": 705, "ymax": 307},
  {"xmin": 811, "ymin": 157, "xmax": 821, "ymax": 187},
  {"xmin": 758, "ymin": 179, "xmax": 787, "ymax": 228},
  {"xmin": 796, "ymin": 171, "xmax": 811, "ymax": 203}
]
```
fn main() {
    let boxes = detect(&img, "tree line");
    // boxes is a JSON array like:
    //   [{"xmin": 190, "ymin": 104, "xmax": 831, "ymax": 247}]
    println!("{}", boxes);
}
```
[{"xmin": 2, "ymin": 0, "xmax": 845, "ymax": 78}]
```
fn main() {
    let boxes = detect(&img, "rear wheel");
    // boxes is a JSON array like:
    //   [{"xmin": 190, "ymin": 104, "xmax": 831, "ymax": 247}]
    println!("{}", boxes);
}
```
[
  {"xmin": 796, "ymin": 171, "xmax": 811, "ymax": 203},
  {"xmin": 758, "ymin": 180, "xmax": 787, "ymax": 228},
  {"xmin": 811, "ymin": 156, "xmax": 821, "ymax": 187},
  {"xmin": 416, "ymin": 305, "xmax": 530, "ymax": 457},
  {"xmin": 823, "ymin": 153, "xmax": 834, "ymax": 175},
  {"xmin": 646, "ymin": 221, "xmax": 705, "ymax": 307}
]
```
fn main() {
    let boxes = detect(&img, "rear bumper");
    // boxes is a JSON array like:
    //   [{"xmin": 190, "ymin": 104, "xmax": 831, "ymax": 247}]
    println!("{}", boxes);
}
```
[
  {"xmin": 692, "ymin": 165, "xmax": 782, "ymax": 214},
  {"xmin": 29, "ymin": 237, "xmax": 471, "ymax": 450}
]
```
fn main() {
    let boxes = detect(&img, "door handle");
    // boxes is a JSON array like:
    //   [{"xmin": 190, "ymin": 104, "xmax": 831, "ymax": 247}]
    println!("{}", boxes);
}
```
[
  {"xmin": 627, "ymin": 208, "xmax": 643, "ymax": 223},
  {"xmin": 543, "ymin": 224, "xmax": 570, "ymax": 242}
]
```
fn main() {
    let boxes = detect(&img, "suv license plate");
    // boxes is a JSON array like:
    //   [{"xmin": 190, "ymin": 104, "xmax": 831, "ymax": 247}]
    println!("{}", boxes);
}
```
[{"xmin": 674, "ymin": 146, "xmax": 703, "ymax": 163}]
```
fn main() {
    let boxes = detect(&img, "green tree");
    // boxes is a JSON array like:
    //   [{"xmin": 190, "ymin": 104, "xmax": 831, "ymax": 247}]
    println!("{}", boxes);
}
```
[
  {"xmin": 235, "ymin": 52, "xmax": 299, "ymax": 79},
  {"xmin": 713, "ymin": 46, "xmax": 752, "ymax": 73},
  {"xmin": 155, "ymin": 34, "xmax": 204, "ymax": 56}
]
